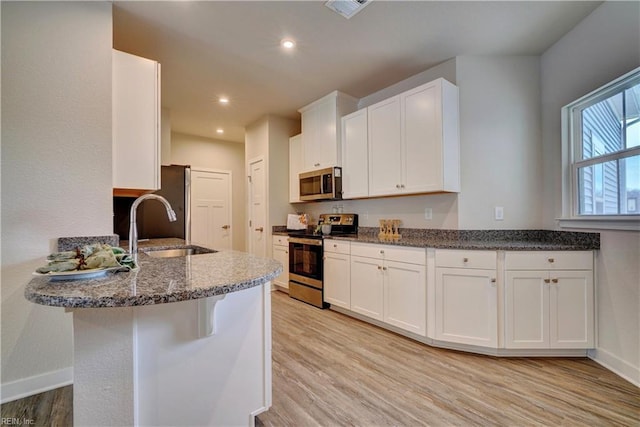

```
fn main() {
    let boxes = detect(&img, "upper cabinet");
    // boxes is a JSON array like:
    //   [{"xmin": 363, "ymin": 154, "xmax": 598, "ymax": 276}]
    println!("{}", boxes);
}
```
[
  {"xmin": 369, "ymin": 78, "xmax": 460, "ymax": 197},
  {"xmin": 112, "ymin": 49, "xmax": 161, "ymax": 194},
  {"xmin": 341, "ymin": 108, "xmax": 369, "ymax": 199},
  {"xmin": 341, "ymin": 78, "xmax": 460, "ymax": 199},
  {"xmin": 299, "ymin": 91, "xmax": 358, "ymax": 172}
]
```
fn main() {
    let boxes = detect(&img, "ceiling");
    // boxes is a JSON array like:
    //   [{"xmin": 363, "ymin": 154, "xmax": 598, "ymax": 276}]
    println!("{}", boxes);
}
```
[{"xmin": 113, "ymin": 1, "xmax": 602, "ymax": 143}]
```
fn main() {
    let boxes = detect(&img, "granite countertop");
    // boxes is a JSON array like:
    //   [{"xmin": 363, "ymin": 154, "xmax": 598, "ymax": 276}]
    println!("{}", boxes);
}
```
[
  {"xmin": 273, "ymin": 227, "xmax": 600, "ymax": 251},
  {"xmin": 25, "ymin": 239, "xmax": 282, "ymax": 309}
]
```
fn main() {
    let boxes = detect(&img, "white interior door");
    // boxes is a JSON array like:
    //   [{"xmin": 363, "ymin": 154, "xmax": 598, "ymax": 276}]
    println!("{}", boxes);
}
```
[
  {"xmin": 248, "ymin": 158, "xmax": 266, "ymax": 257},
  {"xmin": 191, "ymin": 169, "xmax": 232, "ymax": 250}
]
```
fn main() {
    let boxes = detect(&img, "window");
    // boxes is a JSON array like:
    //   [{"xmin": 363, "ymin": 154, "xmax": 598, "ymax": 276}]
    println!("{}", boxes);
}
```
[{"xmin": 562, "ymin": 67, "xmax": 640, "ymax": 230}]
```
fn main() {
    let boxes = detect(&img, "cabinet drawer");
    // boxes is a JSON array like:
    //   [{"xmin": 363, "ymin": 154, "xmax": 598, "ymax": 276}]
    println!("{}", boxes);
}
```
[
  {"xmin": 272, "ymin": 235, "xmax": 289, "ymax": 246},
  {"xmin": 324, "ymin": 239, "xmax": 350, "ymax": 254},
  {"xmin": 435, "ymin": 250, "xmax": 496, "ymax": 269},
  {"xmin": 505, "ymin": 251, "xmax": 593, "ymax": 270},
  {"xmin": 351, "ymin": 242, "xmax": 425, "ymax": 265}
]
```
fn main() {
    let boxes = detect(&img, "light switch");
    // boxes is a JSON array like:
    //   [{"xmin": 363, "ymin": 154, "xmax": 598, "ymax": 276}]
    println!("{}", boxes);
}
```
[
  {"xmin": 495, "ymin": 206, "xmax": 504, "ymax": 221},
  {"xmin": 424, "ymin": 208, "xmax": 432, "ymax": 220}
]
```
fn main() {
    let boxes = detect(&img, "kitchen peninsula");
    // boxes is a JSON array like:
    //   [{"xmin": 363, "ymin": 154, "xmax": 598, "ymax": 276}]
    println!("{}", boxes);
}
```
[{"xmin": 25, "ymin": 238, "xmax": 282, "ymax": 427}]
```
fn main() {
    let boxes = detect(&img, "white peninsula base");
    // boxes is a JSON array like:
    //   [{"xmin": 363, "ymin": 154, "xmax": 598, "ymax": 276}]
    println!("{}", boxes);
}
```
[{"xmin": 71, "ymin": 283, "xmax": 271, "ymax": 427}]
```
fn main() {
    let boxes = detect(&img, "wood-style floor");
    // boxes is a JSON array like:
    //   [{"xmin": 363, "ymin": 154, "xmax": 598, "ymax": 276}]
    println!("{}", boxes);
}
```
[
  {"xmin": 2, "ymin": 290, "xmax": 638, "ymax": 426},
  {"xmin": 258, "ymin": 291, "xmax": 639, "ymax": 426}
]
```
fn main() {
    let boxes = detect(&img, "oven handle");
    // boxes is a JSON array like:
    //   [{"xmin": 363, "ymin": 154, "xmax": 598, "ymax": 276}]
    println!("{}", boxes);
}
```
[{"xmin": 288, "ymin": 237, "xmax": 323, "ymax": 246}]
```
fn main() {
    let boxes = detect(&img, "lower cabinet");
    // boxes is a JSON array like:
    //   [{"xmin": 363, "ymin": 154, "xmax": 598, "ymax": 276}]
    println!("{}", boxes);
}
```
[
  {"xmin": 434, "ymin": 250, "xmax": 498, "ymax": 348},
  {"xmin": 323, "ymin": 241, "xmax": 595, "ymax": 355},
  {"xmin": 350, "ymin": 255, "xmax": 384, "ymax": 320},
  {"xmin": 384, "ymin": 260, "xmax": 427, "ymax": 336},
  {"xmin": 323, "ymin": 241, "xmax": 351, "ymax": 309},
  {"xmin": 271, "ymin": 236, "xmax": 289, "ymax": 290},
  {"xmin": 504, "ymin": 252, "xmax": 594, "ymax": 349},
  {"xmin": 350, "ymin": 243, "xmax": 426, "ymax": 336}
]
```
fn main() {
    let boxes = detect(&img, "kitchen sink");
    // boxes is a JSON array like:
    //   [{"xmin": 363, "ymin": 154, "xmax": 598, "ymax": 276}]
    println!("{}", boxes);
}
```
[{"xmin": 143, "ymin": 245, "xmax": 217, "ymax": 258}]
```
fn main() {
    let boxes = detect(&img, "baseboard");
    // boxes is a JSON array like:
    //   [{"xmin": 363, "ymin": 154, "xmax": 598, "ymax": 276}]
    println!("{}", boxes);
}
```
[
  {"xmin": 588, "ymin": 348, "xmax": 640, "ymax": 387},
  {"xmin": 1, "ymin": 367, "xmax": 73, "ymax": 404}
]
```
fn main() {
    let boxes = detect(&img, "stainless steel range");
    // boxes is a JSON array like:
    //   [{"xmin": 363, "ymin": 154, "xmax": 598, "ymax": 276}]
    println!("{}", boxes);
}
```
[{"xmin": 288, "ymin": 213, "xmax": 358, "ymax": 308}]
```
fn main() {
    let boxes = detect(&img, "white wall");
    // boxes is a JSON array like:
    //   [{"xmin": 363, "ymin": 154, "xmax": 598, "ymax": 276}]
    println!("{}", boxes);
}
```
[
  {"xmin": 299, "ymin": 55, "xmax": 543, "ymax": 231},
  {"xmin": 170, "ymin": 132, "xmax": 247, "ymax": 251},
  {"xmin": 245, "ymin": 115, "xmax": 300, "ymax": 255},
  {"xmin": 456, "ymin": 56, "xmax": 542, "ymax": 229},
  {"xmin": 540, "ymin": 1, "xmax": 640, "ymax": 385},
  {"xmin": 1, "ymin": 2, "xmax": 113, "ymax": 401}
]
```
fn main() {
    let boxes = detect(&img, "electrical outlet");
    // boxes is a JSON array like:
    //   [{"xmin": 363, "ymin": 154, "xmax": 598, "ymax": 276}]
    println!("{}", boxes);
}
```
[
  {"xmin": 495, "ymin": 206, "xmax": 504, "ymax": 221},
  {"xmin": 424, "ymin": 208, "xmax": 432, "ymax": 220}
]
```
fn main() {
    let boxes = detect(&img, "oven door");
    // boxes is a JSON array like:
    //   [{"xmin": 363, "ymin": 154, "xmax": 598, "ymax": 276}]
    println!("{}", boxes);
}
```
[{"xmin": 288, "ymin": 237, "xmax": 323, "ymax": 289}]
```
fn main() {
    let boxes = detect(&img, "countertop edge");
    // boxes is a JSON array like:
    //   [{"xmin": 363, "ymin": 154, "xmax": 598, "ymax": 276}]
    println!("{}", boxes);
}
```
[{"xmin": 25, "ymin": 243, "xmax": 283, "ymax": 309}]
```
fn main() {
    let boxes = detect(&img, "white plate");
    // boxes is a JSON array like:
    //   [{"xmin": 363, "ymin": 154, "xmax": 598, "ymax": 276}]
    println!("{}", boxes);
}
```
[{"xmin": 32, "ymin": 266, "xmax": 123, "ymax": 281}]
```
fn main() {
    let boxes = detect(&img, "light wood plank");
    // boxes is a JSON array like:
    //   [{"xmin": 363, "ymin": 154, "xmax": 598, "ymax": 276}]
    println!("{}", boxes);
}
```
[
  {"xmin": 258, "ymin": 290, "xmax": 640, "ymax": 426},
  {"xmin": 2, "ymin": 291, "xmax": 638, "ymax": 427}
]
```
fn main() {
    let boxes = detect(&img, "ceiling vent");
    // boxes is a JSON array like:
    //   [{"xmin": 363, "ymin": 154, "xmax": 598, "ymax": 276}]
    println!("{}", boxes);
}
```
[{"xmin": 325, "ymin": 0, "xmax": 371, "ymax": 19}]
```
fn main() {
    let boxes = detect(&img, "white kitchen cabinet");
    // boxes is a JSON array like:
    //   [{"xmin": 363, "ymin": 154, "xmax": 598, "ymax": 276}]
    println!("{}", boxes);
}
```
[
  {"xmin": 367, "ymin": 96, "xmax": 402, "ymax": 196},
  {"xmin": 272, "ymin": 235, "xmax": 289, "ymax": 290},
  {"xmin": 112, "ymin": 49, "xmax": 161, "ymax": 192},
  {"xmin": 350, "ymin": 243, "xmax": 426, "ymax": 335},
  {"xmin": 341, "ymin": 109, "xmax": 369, "ymax": 199},
  {"xmin": 289, "ymin": 134, "xmax": 303, "ymax": 203},
  {"xmin": 504, "ymin": 252, "xmax": 594, "ymax": 349},
  {"xmin": 299, "ymin": 91, "xmax": 358, "ymax": 171},
  {"xmin": 434, "ymin": 250, "xmax": 498, "ymax": 348},
  {"xmin": 368, "ymin": 78, "xmax": 460, "ymax": 197},
  {"xmin": 323, "ymin": 240, "xmax": 351, "ymax": 309}
]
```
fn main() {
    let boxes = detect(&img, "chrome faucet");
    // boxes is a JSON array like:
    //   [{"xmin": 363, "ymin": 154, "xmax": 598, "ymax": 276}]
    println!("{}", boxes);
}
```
[{"xmin": 129, "ymin": 194, "xmax": 177, "ymax": 262}]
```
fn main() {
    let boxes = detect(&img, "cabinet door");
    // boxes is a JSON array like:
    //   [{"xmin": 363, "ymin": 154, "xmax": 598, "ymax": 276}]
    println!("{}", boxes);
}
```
[
  {"xmin": 435, "ymin": 267, "xmax": 498, "ymax": 347},
  {"xmin": 323, "ymin": 252, "xmax": 351, "ymax": 309},
  {"xmin": 550, "ymin": 270, "xmax": 594, "ymax": 348},
  {"xmin": 505, "ymin": 271, "xmax": 549, "ymax": 349},
  {"xmin": 272, "ymin": 244, "xmax": 289, "ymax": 289},
  {"xmin": 302, "ymin": 97, "xmax": 336, "ymax": 170},
  {"xmin": 112, "ymin": 49, "xmax": 160, "ymax": 190},
  {"xmin": 384, "ymin": 261, "xmax": 426, "ymax": 336},
  {"xmin": 341, "ymin": 109, "xmax": 368, "ymax": 199},
  {"xmin": 350, "ymin": 256, "xmax": 384, "ymax": 321},
  {"xmin": 401, "ymin": 81, "xmax": 442, "ymax": 193},
  {"xmin": 289, "ymin": 134, "xmax": 303, "ymax": 203},
  {"xmin": 368, "ymin": 96, "xmax": 402, "ymax": 196}
]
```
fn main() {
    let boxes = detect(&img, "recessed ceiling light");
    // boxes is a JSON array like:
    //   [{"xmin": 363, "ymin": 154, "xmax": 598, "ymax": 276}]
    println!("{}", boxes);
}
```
[
  {"xmin": 219, "ymin": 97, "xmax": 229, "ymax": 104},
  {"xmin": 216, "ymin": 128, "xmax": 224, "ymax": 134},
  {"xmin": 281, "ymin": 39, "xmax": 296, "ymax": 50}
]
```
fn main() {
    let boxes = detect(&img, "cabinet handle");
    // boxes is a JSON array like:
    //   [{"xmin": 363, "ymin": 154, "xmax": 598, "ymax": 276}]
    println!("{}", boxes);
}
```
[
  {"xmin": 255, "ymin": 227, "xmax": 264, "ymax": 232},
  {"xmin": 544, "ymin": 279, "xmax": 551, "ymax": 284},
  {"xmin": 548, "ymin": 258, "xmax": 555, "ymax": 263},
  {"xmin": 222, "ymin": 225, "xmax": 230, "ymax": 230},
  {"xmin": 380, "ymin": 250, "xmax": 384, "ymax": 254},
  {"xmin": 333, "ymin": 244, "xmax": 338, "ymax": 248},
  {"xmin": 377, "ymin": 265, "xmax": 382, "ymax": 270},
  {"xmin": 490, "ymin": 278, "xmax": 496, "ymax": 283},
  {"xmin": 314, "ymin": 163, "xmax": 320, "ymax": 167},
  {"xmin": 400, "ymin": 184, "xmax": 405, "ymax": 189},
  {"xmin": 463, "ymin": 257, "xmax": 469, "ymax": 263},
  {"xmin": 382, "ymin": 266, "xmax": 387, "ymax": 271},
  {"xmin": 551, "ymin": 278, "xmax": 558, "ymax": 283}
]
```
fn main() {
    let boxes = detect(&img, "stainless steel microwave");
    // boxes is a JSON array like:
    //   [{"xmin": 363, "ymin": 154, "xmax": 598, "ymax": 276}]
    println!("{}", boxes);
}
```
[{"xmin": 299, "ymin": 167, "xmax": 342, "ymax": 201}]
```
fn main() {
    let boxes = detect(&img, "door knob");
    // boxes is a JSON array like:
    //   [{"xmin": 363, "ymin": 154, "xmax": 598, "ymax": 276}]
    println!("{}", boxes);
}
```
[
  {"xmin": 255, "ymin": 227, "xmax": 264, "ymax": 232},
  {"xmin": 222, "ymin": 225, "xmax": 230, "ymax": 230}
]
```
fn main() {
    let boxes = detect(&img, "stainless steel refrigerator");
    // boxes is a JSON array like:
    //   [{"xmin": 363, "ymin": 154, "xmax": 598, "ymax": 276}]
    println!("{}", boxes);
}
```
[{"xmin": 113, "ymin": 165, "xmax": 191, "ymax": 241}]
